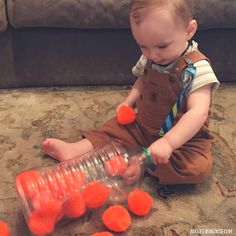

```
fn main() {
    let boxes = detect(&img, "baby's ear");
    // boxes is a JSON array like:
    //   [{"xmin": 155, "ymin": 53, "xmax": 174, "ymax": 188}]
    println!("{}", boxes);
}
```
[{"xmin": 186, "ymin": 19, "xmax": 197, "ymax": 40}]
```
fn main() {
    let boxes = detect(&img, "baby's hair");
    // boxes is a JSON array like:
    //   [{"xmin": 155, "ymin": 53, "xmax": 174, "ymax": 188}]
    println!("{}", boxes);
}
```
[{"xmin": 130, "ymin": 0, "xmax": 194, "ymax": 26}]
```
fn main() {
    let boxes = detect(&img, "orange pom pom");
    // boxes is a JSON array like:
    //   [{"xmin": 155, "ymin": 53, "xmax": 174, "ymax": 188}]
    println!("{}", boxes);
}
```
[
  {"xmin": 106, "ymin": 155, "xmax": 127, "ymax": 176},
  {"xmin": 128, "ymin": 188, "xmax": 153, "ymax": 216},
  {"xmin": 117, "ymin": 106, "xmax": 135, "ymax": 125},
  {"xmin": 15, "ymin": 170, "xmax": 43, "ymax": 198},
  {"xmin": 0, "ymin": 221, "xmax": 10, "ymax": 236},
  {"xmin": 62, "ymin": 193, "xmax": 86, "ymax": 218},
  {"xmin": 91, "ymin": 232, "xmax": 114, "ymax": 236},
  {"xmin": 102, "ymin": 205, "xmax": 131, "ymax": 232},
  {"xmin": 29, "ymin": 192, "xmax": 62, "ymax": 235},
  {"xmin": 82, "ymin": 182, "xmax": 110, "ymax": 209}
]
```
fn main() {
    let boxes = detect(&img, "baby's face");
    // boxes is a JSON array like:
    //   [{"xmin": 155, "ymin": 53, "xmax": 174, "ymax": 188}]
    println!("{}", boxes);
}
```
[{"xmin": 131, "ymin": 8, "xmax": 192, "ymax": 65}]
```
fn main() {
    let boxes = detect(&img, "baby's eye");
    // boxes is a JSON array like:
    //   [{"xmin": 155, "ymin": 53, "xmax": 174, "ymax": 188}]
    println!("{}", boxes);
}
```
[
  {"xmin": 140, "ymin": 45, "xmax": 147, "ymax": 49},
  {"xmin": 157, "ymin": 44, "xmax": 169, "ymax": 49}
]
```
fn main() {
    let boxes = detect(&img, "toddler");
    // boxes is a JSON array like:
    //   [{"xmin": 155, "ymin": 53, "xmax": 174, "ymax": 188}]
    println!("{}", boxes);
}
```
[{"xmin": 42, "ymin": 0, "xmax": 219, "ymax": 185}]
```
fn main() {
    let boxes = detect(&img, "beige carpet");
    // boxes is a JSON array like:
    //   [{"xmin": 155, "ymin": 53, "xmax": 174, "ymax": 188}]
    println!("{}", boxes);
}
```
[{"xmin": 0, "ymin": 84, "xmax": 235, "ymax": 236}]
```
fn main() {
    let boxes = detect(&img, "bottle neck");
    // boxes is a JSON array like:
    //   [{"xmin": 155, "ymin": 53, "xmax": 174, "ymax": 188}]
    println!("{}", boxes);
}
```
[{"xmin": 138, "ymin": 147, "xmax": 156, "ymax": 172}]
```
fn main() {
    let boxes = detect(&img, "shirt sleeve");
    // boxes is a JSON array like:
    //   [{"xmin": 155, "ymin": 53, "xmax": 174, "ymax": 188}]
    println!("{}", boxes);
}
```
[
  {"xmin": 185, "ymin": 60, "xmax": 220, "ymax": 96},
  {"xmin": 132, "ymin": 54, "xmax": 148, "ymax": 77}
]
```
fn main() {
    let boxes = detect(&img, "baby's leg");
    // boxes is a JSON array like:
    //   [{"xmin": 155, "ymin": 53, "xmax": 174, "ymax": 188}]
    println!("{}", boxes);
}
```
[{"xmin": 42, "ymin": 138, "xmax": 94, "ymax": 162}]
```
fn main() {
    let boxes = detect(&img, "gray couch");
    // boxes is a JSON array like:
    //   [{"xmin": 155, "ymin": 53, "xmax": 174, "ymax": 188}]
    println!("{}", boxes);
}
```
[{"xmin": 0, "ymin": 0, "xmax": 236, "ymax": 89}]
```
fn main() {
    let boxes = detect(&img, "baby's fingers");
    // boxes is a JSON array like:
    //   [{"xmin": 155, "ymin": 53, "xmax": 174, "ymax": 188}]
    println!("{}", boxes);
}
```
[
  {"xmin": 157, "ymin": 156, "xmax": 169, "ymax": 164},
  {"xmin": 124, "ymin": 175, "xmax": 138, "ymax": 185},
  {"xmin": 123, "ymin": 168, "xmax": 138, "ymax": 184}
]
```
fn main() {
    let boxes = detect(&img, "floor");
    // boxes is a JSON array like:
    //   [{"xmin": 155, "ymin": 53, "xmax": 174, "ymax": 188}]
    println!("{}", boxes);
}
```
[{"xmin": 0, "ymin": 84, "xmax": 235, "ymax": 236}]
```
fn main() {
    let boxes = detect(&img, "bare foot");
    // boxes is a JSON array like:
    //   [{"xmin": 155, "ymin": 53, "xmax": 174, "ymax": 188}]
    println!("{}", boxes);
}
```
[{"xmin": 42, "ymin": 138, "xmax": 93, "ymax": 162}]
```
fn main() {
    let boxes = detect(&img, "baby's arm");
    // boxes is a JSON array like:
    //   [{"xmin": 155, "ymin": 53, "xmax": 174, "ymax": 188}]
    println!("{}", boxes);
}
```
[
  {"xmin": 164, "ymin": 84, "xmax": 211, "ymax": 148},
  {"xmin": 117, "ymin": 77, "xmax": 143, "ymax": 111},
  {"xmin": 148, "ymin": 84, "xmax": 212, "ymax": 164}
]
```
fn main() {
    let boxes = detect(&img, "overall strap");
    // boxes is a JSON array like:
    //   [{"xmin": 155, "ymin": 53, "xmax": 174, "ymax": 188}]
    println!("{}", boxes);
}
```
[
  {"xmin": 159, "ymin": 51, "xmax": 208, "ymax": 136},
  {"xmin": 143, "ymin": 59, "xmax": 152, "ymax": 75}
]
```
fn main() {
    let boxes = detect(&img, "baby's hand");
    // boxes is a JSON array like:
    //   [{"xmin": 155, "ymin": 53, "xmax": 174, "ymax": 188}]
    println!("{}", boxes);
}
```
[
  {"xmin": 148, "ymin": 138, "xmax": 173, "ymax": 164},
  {"xmin": 123, "ymin": 156, "xmax": 142, "ymax": 185},
  {"xmin": 116, "ymin": 101, "xmax": 131, "ymax": 114}
]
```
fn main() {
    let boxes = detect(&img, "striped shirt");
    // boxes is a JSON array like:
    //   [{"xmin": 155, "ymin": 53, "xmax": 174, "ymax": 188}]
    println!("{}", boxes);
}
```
[{"xmin": 132, "ymin": 41, "xmax": 220, "ymax": 96}]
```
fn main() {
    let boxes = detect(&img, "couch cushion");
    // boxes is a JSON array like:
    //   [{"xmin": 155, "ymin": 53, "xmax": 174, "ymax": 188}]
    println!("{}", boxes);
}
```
[
  {"xmin": 7, "ymin": 0, "xmax": 236, "ymax": 30},
  {"xmin": 193, "ymin": 0, "xmax": 236, "ymax": 30},
  {"xmin": 7, "ymin": 0, "xmax": 130, "ymax": 29},
  {"xmin": 0, "ymin": 0, "xmax": 7, "ymax": 32}
]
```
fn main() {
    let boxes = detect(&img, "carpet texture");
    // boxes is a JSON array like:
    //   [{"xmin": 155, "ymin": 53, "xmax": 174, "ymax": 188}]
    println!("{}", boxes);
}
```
[{"xmin": 0, "ymin": 84, "xmax": 235, "ymax": 236}]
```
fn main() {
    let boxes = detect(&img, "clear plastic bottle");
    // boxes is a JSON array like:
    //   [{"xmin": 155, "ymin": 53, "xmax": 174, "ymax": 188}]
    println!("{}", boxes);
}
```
[{"xmin": 15, "ymin": 141, "xmax": 155, "ymax": 236}]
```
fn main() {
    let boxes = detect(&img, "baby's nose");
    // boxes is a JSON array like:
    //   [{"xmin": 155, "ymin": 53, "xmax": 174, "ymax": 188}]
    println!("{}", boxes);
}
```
[{"xmin": 148, "ymin": 50, "xmax": 158, "ymax": 61}]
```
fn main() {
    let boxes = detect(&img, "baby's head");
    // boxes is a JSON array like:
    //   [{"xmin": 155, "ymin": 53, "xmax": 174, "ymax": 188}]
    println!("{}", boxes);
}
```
[
  {"xmin": 130, "ymin": 0, "xmax": 197, "ymax": 65},
  {"xmin": 130, "ymin": 0, "xmax": 194, "ymax": 27}
]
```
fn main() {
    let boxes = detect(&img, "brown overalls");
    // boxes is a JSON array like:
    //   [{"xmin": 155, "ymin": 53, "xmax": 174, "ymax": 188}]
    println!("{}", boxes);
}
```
[{"xmin": 84, "ymin": 50, "xmax": 213, "ymax": 185}]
